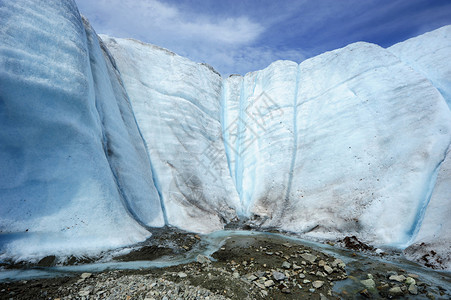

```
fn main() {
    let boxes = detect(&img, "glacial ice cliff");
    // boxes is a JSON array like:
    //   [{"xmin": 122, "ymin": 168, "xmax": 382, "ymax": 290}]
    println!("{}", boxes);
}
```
[
  {"xmin": 0, "ymin": 0, "xmax": 163, "ymax": 261},
  {"xmin": 388, "ymin": 27, "xmax": 451, "ymax": 269},
  {"xmin": 1, "ymin": 1, "xmax": 450, "ymax": 269}
]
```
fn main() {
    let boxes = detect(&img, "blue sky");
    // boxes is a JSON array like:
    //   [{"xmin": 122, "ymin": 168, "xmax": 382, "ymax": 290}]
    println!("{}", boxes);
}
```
[{"xmin": 75, "ymin": 0, "xmax": 451, "ymax": 76}]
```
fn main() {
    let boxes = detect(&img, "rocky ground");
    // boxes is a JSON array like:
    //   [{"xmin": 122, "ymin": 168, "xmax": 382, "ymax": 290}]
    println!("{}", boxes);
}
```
[{"xmin": 0, "ymin": 232, "xmax": 450, "ymax": 299}]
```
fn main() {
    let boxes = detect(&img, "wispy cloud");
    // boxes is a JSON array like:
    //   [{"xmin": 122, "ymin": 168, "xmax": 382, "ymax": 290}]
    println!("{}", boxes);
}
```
[
  {"xmin": 76, "ymin": 0, "xmax": 270, "ymax": 74},
  {"xmin": 75, "ymin": 0, "xmax": 451, "ymax": 75},
  {"xmin": 76, "ymin": 0, "xmax": 263, "ymax": 46}
]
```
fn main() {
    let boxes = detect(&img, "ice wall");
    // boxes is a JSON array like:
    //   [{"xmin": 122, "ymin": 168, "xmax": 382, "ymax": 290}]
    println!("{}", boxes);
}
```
[
  {"xmin": 102, "ymin": 27, "xmax": 451, "ymax": 270},
  {"xmin": 0, "ymin": 0, "xmax": 163, "ymax": 261},
  {"xmin": 219, "ymin": 43, "xmax": 451, "ymax": 247},
  {"xmin": 222, "ymin": 62, "xmax": 299, "ymax": 218},
  {"xmin": 389, "ymin": 25, "xmax": 451, "ymax": 108},
  {"xmin": 279, "ymin": 43, "xmax": 450, "ymax": 245},
  {"xmin": 388, "ymin": 25, "xmax": 451, "ymax": 269},
  {"xmin": 100, "ymin": 36, "xmax": 241, "ymax": 233}
]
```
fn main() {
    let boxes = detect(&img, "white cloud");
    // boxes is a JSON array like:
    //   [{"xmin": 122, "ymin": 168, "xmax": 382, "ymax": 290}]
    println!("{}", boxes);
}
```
[
  {"xmin": 76, "ymin": 0, "xmax": 271, "ymax": 74},
  {"xmin": 76, "ymin": 0, "xmax": 450, "ymax": 75},
  {"xmin": 76, "ymin": 0, "xmax": 263, "ymax": 46}
]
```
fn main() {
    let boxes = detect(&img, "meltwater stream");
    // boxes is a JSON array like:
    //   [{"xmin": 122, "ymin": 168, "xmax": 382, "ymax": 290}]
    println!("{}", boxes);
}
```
[{"xmin": 1, "ymin": 230, "xmax": 450, "ymax": 298}]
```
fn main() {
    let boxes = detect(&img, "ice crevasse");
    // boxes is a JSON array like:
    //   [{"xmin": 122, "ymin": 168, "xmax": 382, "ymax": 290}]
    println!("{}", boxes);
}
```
[{"xmin": 0, "ymin": 1, "xmax": 450, "ymax": 269}]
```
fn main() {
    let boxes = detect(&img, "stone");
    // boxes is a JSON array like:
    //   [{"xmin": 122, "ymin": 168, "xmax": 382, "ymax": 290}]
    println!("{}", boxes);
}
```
[
  {"xmin": 387, "ymin": 270, "xmax": 397, "ymax": 276},
  {"xmin": 316, "ymin": 271, "xmax": 325, "ymax": 277},
  {"xmin": 80, "ymin": 273, "xmax": 92, "ymax": 279},
  {"xmin": 388, "ymin": 286, "xmax": 403, "ymax": 296},
  {"xmin": 360, "ymin": 279, "xmax": 375, "ymax": 289},
  {"xmin": 232, "ymin": 272, "xmax": 240, "ymax": 279},
  {"xmin": 405, "ymin": 277, "xmax": 416, "ymax": 285},
  {"xmin": 303, "ymin": 279, "xmax": 310, "ymax": 284},
  {"xmin": 299, "ymin": 273, "xmax": 306, "ymax": 279},
  {"xmin": 196, "ymin": 255, "xmax": 211, "ymax": 264},
  {"xmin": 379, "ymin": 283, "xmax": 389, "ymax": 289},
  {"xmin": 264, "ymin": 280, "xmax": 275, "ymax": 287},
  {"xmin": 177, "ymin": 272, "xmax": 187, "ymax": 278},
  {"xmin": 324, "ymin": 265, "xmax": 333, "ymax": 274},
  {"xmin": 331, "ymin": 258, "xmax": 344, "ymax": 268},
  {"xmin": 246, "ymin": 274, "xmax": 258, "ymax": 281},
  {"xmin": 360, "ymin": 289, "xmax": 370, "ymax": 298},
  {"xmin": 272, "ymin": 271, "xmax": 285, "ymax": 281},
  {"xmin": 417, "ymin": 281, "xmax": 427, "ymax": 286},
  {"xmin": 318, "ymin": 260, "xmax": 326, "ymax": 267},
  {"xmin": 301, "ymin": 253, "xmax": 317, "ymax": 263},
  {"xmin": 255, "ymin": 271, "xmax": 265, "ymax": 277},
  {"xmin": 320, "ymin": 293, "xmax": 329, "ymax": 300},
  {"xmin": 78, "ymin": 290, "xmax": 90, "ymax": 297},
  {"xmin": 253, "ymin": 281, "xmax": 265, "ymax": 289},
  {"xmin": 282, "ymin": 261, "xmax": 291, "ymax": 269},
  {"xmin": 389, "ymin": 275, "xmax": 406, "ymax": 282},
  {"xmin": 281, "ymin": 288, "xmax": 291, "ymax": 294},
  {"xmin": 293, "ymin": 263, "xmax": 302, "ymax": 270},
  {"xmin": 309, "ymin": 288, "xmax": 316, "ymax": 293},
  {"xmin": 407, "ymin": 273, "xmax": 419, "ymax": 279},
  {"xmin": 408, "ymin": 284, "xmax": 418, "ymax": 295},
  {"xmin": 312, "ymin": 280, "xmax": 324, "ymax": 288}
]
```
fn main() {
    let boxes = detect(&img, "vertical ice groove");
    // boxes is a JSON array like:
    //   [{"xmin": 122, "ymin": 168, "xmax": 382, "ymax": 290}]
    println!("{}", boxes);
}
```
[
  {"xmin": 220, "ymin": 80, "xmax": 233, "ymax": 180},
  {"xmin": 149, "ymin": 153, "xmax": 168, "ymax": 225},
  {"xmin": 82, "ymin": 24, "xmax": 146, "ymax": 229},
  {"xmin": 244, "ymin": 75, "xmax": 260, "ymax": 215},
  {"xmin": 97, "ymin": 37, "xmax": 167, "ymax": 226},
  {"xmin": 405, "ymin": 143, "xmax": 450, "ymax": 245},
  {"xmin": 235, "ymin": 79, "xmax": 246, "ymax": 216},
  {"xmin": 282, "ymin": 64, "xmax": 301, "ymax": 218}
]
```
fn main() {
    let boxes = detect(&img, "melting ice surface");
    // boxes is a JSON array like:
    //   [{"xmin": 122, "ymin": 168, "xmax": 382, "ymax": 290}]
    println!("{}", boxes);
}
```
[{"xmin": 0, "ymin": 0, "xmax": 451, "ymax": 271}]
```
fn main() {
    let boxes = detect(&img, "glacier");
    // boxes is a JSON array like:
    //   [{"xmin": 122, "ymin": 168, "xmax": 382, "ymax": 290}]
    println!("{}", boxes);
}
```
[
  {"xmin": 388, "ymin": 27, "xmax": 451, "ymax": 269},
  {"xmin": 1, "ymin": 1, "xmax": 450, "ymax": 270},
  {"xmin": 0, "ymin": 0, "xmax": 163, "ymax": 261}
]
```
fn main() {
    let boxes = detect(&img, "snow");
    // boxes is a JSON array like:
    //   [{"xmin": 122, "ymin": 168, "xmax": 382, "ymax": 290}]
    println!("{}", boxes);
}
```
[
  {"xmin": 0, "ymin": 0, "xmax": 162, "ymax": 262},
  {"xmin": 1, "ymin": 0, "xmax": 450, "ymax": 270}
]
